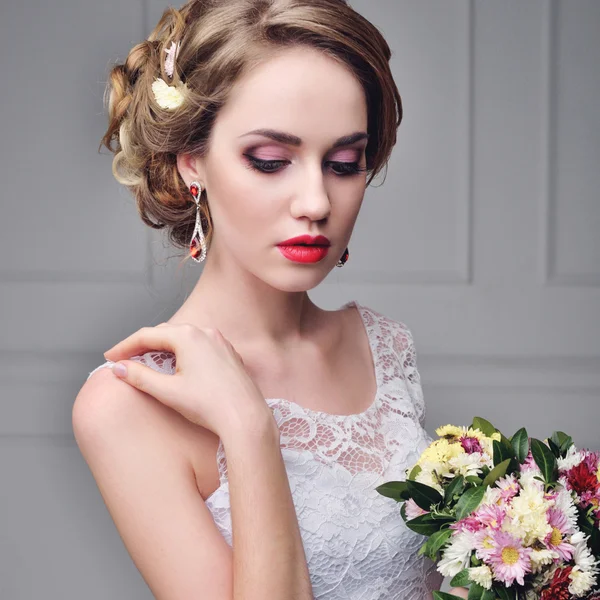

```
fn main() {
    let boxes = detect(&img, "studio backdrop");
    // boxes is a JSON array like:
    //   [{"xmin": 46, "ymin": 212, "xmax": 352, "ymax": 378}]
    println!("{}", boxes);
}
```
[{"xmin": 0, "ymin": 1, "xmax": 598, "ymax": 598}]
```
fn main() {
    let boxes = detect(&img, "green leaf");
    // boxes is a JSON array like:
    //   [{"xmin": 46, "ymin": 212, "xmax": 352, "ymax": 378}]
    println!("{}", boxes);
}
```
[
  {"xmin": 590, "ymin": 525, "xmax": 600, "ymax": 556},
  {"xmin": 577, "ymin": 507, "xmax": 594, "ymax": 538},
  {"xmin": 444, "ymin": 475, "xmax": 465, "ymax": 507},
  {"xmin": 433, "ymin": 593, "xmax": 465, "ymax": 600},
  {"xmin": 455, "ymin": 485, "xmax": 486, "ymax": 520},
  {"xmin": 465, "ymin": 475, "xmax": 483, "ymax": 485},
  {"xmin": 431, "ymin": 511, "xmax": 456, "ymax": 521},
  {"xmin": 530, "ymin": 438, "xmax": 557, "ymax": 483},
  {"xmin": 427, "ymin": 528, "xmax": 453, "ymax": 559},
  {"xmin": 449, "ymin": 568, "xmax": 471, "ymax": 588},
  {"xmin": 471, "ymin": 417, "xmax": 497, "ymax": 437},
  {"xmin": 400, "ymin": 501, "xmax": 407, "ymax": 521},
  {"xmin": 408, "ymin": 464, "xmax": 422, "ymax": 480},
  {"xmin": 419, "ymin": 528, "xmax": 452, "ymax": 560},
  {"xmin": 467, "ymin": 582, "xmax": 496, "ymax": 600},
  {"xmin": 404, "ymin": 513, "xmax": 443, "ymax": 536},
  {"xmin": 494, "ymin": 586, "xmax": 517, "ymax": 600},
  {"xmin": 510, "ymin": 427, "xmax": 529, "ymax": 463},
  {"xmin": 550, "ymin": 431, "xmax": 574, "ymax": 456},
  {"xmin": 406, "ymin": 480, "xmax": 444, "ymax": 511},
  {"xmin": 547, "ymin": 437, "xmax": 562, "ymax": 459},
  {"xmin": 470, "ymin": 554, "xmax": 482, "ymax": 567},
  {"xmin": 482, "ymin": 458, "xmax": 512, "ymax": 488},
  {"xmin": 375, "ymin": 480, "xmax": 411, "ymax": 501},
  {"xmin": 493, "ymin": 439, "xmax": 516, "ymax": 468}
]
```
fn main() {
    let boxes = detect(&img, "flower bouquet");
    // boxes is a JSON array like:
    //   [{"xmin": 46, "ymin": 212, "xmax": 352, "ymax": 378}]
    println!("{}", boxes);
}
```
[{"xmin": 376, "ymin": 417, "xmax": 600, "ymax": 599}]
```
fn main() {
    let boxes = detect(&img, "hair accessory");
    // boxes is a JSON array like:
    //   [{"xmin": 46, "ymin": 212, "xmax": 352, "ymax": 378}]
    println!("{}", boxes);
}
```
[
  {"xmin": 336, "ymin": 247, "xmax": 349, "ymax": 267},
  {"xmin": 189, "ymin": 181, "xmax": 207, "ymax": 263},
  {"xmin": 164, "ymin": 41, "xmax": 181, "ymax": 79},
  {"xmin": 151, "ymin": 77, "xmax": 186, "ymax": 110}
]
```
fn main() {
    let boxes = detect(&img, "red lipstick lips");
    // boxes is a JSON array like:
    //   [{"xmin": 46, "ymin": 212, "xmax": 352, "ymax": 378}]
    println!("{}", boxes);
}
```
[
  {"xmin": 277, "ymin": 235, "xmax": 331, "ymax": 263},
  {"xmin": 277, "ymin": 234, "xmax": 331, "ymax": 247}
]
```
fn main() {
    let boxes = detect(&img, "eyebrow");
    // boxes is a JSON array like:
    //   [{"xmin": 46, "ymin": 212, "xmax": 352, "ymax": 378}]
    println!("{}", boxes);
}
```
[{"xmin": 238, "ymin": 128, "xmax": 369, "ymax": 148}]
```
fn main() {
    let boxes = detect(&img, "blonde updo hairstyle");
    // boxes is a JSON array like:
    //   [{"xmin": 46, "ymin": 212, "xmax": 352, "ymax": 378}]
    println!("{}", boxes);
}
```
[{"xmin": 100, "ymin": 0, "xmax": 402, "ymax": 261}]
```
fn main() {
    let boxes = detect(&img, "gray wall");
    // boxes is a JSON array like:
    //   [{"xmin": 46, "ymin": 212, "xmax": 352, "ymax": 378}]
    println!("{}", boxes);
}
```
[{"xmin": 1, "ymin": 1, "xmax": 598, "ymax": 598}]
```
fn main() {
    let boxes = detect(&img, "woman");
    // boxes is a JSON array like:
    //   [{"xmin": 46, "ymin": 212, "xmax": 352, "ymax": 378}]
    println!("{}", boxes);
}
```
[{"xmin": 74, "ymin": 1, "xmax": 468, "ymax": 598}]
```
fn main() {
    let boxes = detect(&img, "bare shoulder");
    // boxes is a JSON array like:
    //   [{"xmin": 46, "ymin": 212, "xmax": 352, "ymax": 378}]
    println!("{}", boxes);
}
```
[
  {"xmin": 72, "ymin": 368, "xmax": 231, "ymax": 598},
  {"xmin": 74, "ymin": 367, "xmax": 221, "ymax": 501}
]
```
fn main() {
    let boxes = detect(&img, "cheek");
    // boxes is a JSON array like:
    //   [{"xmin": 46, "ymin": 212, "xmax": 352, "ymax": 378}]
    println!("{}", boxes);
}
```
[{"xmin": 208, "ymin": 166, "xmax": 282, "ymax": 243}]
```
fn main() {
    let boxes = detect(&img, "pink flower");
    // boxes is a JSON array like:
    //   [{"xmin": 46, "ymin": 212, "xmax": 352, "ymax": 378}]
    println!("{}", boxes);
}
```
[
  {"xmin": 474, "ymin": 503, "xmax": 506, "ymax": 530},
  {"xmin": 451, "ymin": 515, "xmax": 482, "ymax": 534},
  {"xmin": 461, "ymin": 436, "xmax": 484, "ymax": 454},
  {"xmin": 453, "ymin": 502, "xmax": 506, "ymax": 536},
  {"xmin": 544, "ymin": 507, "xmax": 575, "ymax": 561},
  {"xmin": 496, "ymin": 474, "xmax": 520, "ymax": 502},
  {"xmin": 405, "ymin": 498, "xmax": 429, "ymax": 520},
  {"xmin": 473, "ymin": 528, "xmax": 497, "ymax": 562},
  {"xmin": 521, "ymin": 449, "xmax": 541, "ymax": 473},
  {"xmin": 488, "ymin": 531, "xmax": 532, "ymax": 586}
]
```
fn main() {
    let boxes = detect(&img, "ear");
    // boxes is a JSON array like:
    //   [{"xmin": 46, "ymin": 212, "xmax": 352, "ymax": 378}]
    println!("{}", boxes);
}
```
[{"xmin": 176, "ymin": 152, "xmax": 206, "ymax": 189}]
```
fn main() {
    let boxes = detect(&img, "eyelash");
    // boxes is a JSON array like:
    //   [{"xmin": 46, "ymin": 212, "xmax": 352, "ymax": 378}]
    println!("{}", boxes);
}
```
[{"xmin": 243, "ymin": 155, "xmax": 367, "ymax": 177}]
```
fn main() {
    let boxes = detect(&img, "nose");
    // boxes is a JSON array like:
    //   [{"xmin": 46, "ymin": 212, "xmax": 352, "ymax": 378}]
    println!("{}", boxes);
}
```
[{"xmin": 289, "ymin": 162, "xmax": 332, "ymax": 222}]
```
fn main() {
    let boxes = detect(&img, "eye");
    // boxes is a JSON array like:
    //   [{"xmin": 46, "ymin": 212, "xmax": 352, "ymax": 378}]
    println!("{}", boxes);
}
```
[
  {"xmin": 244, "ymin": 155, "xmax": 288, "ymax": 174},
  {"xmin": 326, "ymin": 161, "xmax": 367, "ymax": 176},
  {"xmin": 244, "ymin": 155, "xmax": 367, "ymax": 177}
]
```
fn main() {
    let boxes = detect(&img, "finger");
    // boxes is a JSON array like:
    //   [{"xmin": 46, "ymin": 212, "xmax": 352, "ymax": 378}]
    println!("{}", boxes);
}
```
[
  {"xmin": 111, "ymin": 359, "xmax": 179, "ymax": 407},
  {"xmin": 104, "ymin": 324, "xmax": 186, "ymax": 361}
]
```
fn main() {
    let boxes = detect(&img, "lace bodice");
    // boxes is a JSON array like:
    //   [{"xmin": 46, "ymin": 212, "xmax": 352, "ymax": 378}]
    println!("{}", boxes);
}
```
[{"xmin": 87, "ymin": 300, "xmax": 443, "ymax": 599}]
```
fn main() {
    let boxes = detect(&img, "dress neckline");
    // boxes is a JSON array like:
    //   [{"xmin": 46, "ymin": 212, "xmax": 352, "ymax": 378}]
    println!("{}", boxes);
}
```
[{"xmin": 263, "ymin": 300, "xmax": 382, "ymax": 421}]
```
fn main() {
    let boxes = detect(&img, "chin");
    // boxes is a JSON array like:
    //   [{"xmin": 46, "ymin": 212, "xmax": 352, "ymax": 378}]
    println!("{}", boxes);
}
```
[{"xmin": 260, "ymin": 266, "xmax": 331, "ymax": 293}]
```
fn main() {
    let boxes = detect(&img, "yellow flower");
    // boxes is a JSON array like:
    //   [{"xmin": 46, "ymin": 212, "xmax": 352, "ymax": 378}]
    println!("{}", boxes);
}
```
[
  {"xmin": 151, "ymin": 77, "xmax": 187, "ymax": 110},
  {"xmin": 436, "ymin": 424, "xmax": 464, "ymax": 439},
  {"xmin": 419, "ymin": 438, "xmax": 464, "ymax": 465}
]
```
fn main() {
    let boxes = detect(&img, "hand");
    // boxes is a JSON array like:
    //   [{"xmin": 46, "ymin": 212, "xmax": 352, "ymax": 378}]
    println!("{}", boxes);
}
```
[
  {"xmin": 103, "ymin": 323, "xmax": 273, "ymax": 439},
  {"xmin": 448, "ymin": 587, "xmax": 469, "ymax": 599}
]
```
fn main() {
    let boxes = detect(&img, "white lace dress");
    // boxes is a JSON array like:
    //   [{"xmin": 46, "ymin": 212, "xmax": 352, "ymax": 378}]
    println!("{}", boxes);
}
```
[{"xmin": 87, "ymin": 300, "xmax": 443, "ymax": 599}]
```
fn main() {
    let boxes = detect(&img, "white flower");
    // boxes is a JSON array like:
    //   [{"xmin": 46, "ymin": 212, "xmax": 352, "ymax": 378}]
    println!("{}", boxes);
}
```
[
  {"xmin": 571, "ymin": 531, "xmax": 600, "ymax": 574},
  {"xmin": 448, "ymin": 452, "xmax": 486, "ymax": 478},
  {"xmin": 568, "ymin": 567, "xmax": 596, "ymax": 597},
  {"xmin": 468, "ymin": 565, "xmax": 493, "ymax": 590},
  {"xmin": 482, "ymin": 485, "xmax": 502, "ymax": 506},
  {"xmin": 566, "ymin": 530, "xmax": 600, "ymax": 596},
  {"xmin": 530, "ymin": 549, "xmax": 556, "ymax": 574},
  {"xmin": 519, "ymin": 467, "xmax": 545, "ymax": 491},
  {"xmin": 151, "ymin": 77, "xmax": 187, "ymax": 110},
  {"xmin": 438, "ymin": 531, "xmax": 475, "ymax": 577},
  {"xmin": 553, "ymin": 486, "xmax": 579, "ymax": 530},
  {"xmin": 505, "ymin": 482, "xmax": 552, "ymax": 545},
  {"xmin": 414, "ymin": 462, "xmax": 446, "ymax": 493},
  {"xmin": 557, "ymin": 444, "xmax": 584, "ymax": 471}
]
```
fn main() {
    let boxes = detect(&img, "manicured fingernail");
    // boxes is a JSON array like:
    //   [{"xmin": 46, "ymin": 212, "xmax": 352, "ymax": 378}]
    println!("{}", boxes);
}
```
[{"xmin": 112, "ymin": 363, "xmax": 127, "ymax": 378}]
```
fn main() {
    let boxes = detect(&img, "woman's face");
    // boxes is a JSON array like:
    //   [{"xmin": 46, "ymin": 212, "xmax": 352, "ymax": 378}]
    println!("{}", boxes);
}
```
[{"xmin": 180, "ymin": 45, "xmax": 369, "ymax": 292}]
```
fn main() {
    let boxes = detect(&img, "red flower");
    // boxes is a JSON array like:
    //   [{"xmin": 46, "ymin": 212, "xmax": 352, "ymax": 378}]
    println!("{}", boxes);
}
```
[
  {"xmin": 540, "ymin": 566, "xmax": 573, "ymax": 600},
  {"xmin": 566, "ymin": 460, "xmax": 600, "ymax": 497}
]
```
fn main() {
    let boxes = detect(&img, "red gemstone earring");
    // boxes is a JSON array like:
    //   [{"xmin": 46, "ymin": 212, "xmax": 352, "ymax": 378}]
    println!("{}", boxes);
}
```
[
  {"xmin": 189, "ymin": 181, "xmax": 207, "ymax": 263},
  {"xmin": 336, "ymin": 247, "xmax": 349, "ymax": 268}
]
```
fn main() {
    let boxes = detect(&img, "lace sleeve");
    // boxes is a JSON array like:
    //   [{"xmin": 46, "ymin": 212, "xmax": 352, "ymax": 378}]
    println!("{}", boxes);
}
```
[{"xmin": 394, "ymin": 323, "xmax": 427, "ymax": 427}]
